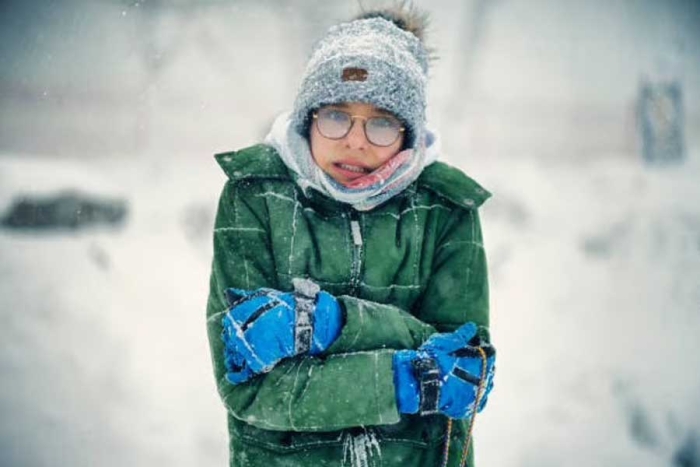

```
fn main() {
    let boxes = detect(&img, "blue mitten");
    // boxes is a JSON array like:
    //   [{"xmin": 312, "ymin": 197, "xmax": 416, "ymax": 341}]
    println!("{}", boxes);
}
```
[
  {"xmin": 221, "ymin": 279, "xmax": 343, "ymax": 382},
  {"xmin": 393, "ymin": 322, "xmax": 496, "ymax": 419},
  {"xmin": 425, "ymin": 324, "xmax": 496, "ymax": 418},
  {"xmin": 222, "ymin": 340, "xmax": 255, "ymax": 385}
]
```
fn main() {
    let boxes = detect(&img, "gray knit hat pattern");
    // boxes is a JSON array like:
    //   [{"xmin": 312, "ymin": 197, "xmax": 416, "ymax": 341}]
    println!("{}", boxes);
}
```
[{"xmin": 291, "ymin": 17, "xmax": 429, "ymax": 148}]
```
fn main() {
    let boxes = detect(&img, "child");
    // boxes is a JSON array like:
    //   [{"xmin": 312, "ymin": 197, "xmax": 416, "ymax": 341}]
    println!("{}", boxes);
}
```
[{"xmin": 206, "ymin": 5, "xmax": 495, "ymax": 467}]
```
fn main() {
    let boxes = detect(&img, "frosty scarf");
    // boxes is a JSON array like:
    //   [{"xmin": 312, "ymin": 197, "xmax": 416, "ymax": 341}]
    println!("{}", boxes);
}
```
[{"xmin": 264, "ymin": 112, "xmax": 440, "ymax": 211}]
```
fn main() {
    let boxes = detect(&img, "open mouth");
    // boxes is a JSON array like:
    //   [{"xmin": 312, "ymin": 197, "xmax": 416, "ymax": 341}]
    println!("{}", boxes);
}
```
[{"xmin": 335, "ymin": 163, "xmax": 370, "ymax": 174}]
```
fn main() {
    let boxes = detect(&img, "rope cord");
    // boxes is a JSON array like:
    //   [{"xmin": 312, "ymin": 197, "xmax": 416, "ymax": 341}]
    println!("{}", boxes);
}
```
[
  {"xmin": 441, "ymin": 346, "xmax": 489, "ymax": 467},
  {"xmin": 440, "ymin": 419, "xmax": 453, "ymax": 467}
]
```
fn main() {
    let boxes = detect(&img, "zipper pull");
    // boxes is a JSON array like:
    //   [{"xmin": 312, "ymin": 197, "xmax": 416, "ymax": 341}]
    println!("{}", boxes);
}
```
[{"xmin": 350, "ymin": 220, "xmax": 363, "ymax": 247}]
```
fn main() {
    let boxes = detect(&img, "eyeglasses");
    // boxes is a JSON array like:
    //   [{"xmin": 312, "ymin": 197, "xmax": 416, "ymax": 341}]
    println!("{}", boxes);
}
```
[{"xmin": 312, "ymin": 107, "xmax": 405, "ymax": 147}]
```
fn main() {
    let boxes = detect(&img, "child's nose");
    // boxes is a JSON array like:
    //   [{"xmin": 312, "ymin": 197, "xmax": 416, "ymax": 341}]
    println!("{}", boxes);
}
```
[{"xmin": 344, "ymin": 118, "xmax": 368, "ymax": 150}]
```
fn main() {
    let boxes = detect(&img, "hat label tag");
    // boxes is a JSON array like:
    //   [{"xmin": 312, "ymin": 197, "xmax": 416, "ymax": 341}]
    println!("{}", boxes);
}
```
[{"xmin": 342, "ymin": 67, "xmax": 368, "ymax": 82}]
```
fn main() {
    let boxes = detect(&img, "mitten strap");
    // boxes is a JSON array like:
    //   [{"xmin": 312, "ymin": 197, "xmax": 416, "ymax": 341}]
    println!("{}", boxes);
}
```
[
  {"xmin": 413, "ymin": 356, "xmax": 441, "ymax": 415},
  {"xmin": 293, "ymin": 278, "xmax": 321, "ymax": 354}
]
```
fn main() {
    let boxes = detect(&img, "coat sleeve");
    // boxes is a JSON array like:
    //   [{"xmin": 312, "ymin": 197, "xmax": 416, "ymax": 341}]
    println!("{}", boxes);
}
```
[
  {"xmin": 414, "ymin": 206, "xmax": 490, "ymax": 338},
  {"xmin": 206, "ymin": 180, "xmax": 489, "ymax": 432},
  {"xmin": 328, "ymin": 207, "xmax": 491, "ymax": 352}
]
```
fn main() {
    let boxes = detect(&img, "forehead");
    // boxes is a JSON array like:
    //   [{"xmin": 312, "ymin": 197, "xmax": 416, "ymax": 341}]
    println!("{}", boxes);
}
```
[{"xmin": 326, "ymin": 102, "xmax": 394, "ymax": 117}]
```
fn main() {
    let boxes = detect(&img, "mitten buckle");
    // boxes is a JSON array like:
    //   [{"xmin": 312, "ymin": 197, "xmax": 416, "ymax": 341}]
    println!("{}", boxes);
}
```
[
  {"xmin": 293, "ymin": 278, "xmax": 320, "ymax": 354},
  {"xmin": 413, "ymin": 356, "xmax": 441, "ymax": 415}
]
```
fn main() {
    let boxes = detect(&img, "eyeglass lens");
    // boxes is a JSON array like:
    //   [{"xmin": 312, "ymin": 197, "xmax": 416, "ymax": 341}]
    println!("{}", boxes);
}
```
[{"xmin": 316, "ymin": 108, "xmax": 402, "ymax": 147}]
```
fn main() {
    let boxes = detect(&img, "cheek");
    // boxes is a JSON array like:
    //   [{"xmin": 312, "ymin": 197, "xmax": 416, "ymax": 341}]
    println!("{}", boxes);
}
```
[
  {"xmin": 309, "ymin": 128, "xmax": 323, "ymax": 162},
  {"xmin": 379, "ymin": 134, "xmax": 405, "ymax": 161},
  {"xmin": 309, "ymin": 127, "xmax": 334, "ymax": 169},
  {"xmin": 377, "ymin": 143, "xmax": 403, "ymax": 164}
]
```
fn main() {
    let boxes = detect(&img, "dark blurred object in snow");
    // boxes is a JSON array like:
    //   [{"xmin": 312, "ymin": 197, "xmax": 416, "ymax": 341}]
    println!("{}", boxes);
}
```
[
  {"xmin": 581, "ymin": 220, "xmax": 631, "ymax": 259},
  {"xmin": 1, "ymin": 191, "xmax": 127, "ymax": 231},
  {"xmin": 636, "ymin": 78, "xmax": 686, "ymax": 165},
  {"xmin": 627, "ymin": 401, "xmax": 659, "ymax": 449},
  {"xmin": 674, "ymin": 432, "xmax": 699, "ymax": 467}
]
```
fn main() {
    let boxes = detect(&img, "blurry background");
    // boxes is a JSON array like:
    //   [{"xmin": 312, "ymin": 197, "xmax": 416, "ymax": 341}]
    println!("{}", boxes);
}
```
[{"xmin": 1, "ymin": 0, "xmax": 699, "ymax": 466}]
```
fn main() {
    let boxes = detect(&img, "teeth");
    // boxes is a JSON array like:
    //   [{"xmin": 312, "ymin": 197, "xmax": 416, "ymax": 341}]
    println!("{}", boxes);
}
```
[{"xmin": 337, "ymin": 163, "xmax": 367, "ymax": 173}]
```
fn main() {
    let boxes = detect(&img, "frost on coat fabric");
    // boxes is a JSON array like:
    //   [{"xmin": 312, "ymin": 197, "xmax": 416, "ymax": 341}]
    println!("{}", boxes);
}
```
[
  {"xmin": 342, "ymin": 429, "xmax": 382, "ymax": 467},
  {"xmin": 205, "ymin": 144, "xmax": 491, "ymax": 467}
]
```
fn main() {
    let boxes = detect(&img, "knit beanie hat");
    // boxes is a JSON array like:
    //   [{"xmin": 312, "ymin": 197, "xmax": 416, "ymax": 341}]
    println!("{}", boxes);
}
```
[
  {"xmin": 266, "ymin": 12, "xmax": 437, "ymax": 211},
  {"xmin": 291, "ymin": 16, "xmax": 430, "ymax": 149}
]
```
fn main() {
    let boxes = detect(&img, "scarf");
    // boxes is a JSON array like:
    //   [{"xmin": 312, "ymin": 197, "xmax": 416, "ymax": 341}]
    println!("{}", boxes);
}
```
[{"xmin": 264, "ymin": 112, "xmax": 440, "ymax": 211}]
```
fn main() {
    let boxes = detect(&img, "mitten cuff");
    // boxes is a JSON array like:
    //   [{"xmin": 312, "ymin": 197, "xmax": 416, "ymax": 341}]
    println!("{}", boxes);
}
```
[{"xmin": 393, "ymin": 350, "xmax": 421, "ymax": 414}]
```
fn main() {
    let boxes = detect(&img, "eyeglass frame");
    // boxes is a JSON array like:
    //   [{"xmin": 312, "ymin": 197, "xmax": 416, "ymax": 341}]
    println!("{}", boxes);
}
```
[{"xmin": 311, "ymin": 107, "xmax": 405, "ymax": 147}]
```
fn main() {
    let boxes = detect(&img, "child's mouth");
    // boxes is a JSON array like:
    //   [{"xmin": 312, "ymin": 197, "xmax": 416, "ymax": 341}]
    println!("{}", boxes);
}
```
[{"xmin": 335, "ymin": 163, "xmax": 370, "ymax": 174}]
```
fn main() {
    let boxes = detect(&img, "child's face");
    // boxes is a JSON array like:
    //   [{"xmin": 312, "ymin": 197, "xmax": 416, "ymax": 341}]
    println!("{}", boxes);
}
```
[{"xmin": 309, "ymin": 102, "xmax": 405, "ymax": 187}]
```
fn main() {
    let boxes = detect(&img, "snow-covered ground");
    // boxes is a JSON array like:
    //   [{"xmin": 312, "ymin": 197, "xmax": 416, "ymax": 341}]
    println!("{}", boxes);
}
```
[
  {"xmin": 0, "ymin": 154, "xmax": 227, "ymax": 466},
  {"xmin": 477, "ymin": 154, "xmax": 700, "ymax": 466},
  {"xmin": 1, "ymin": 148, "xmax": 698, "ymax": 466}
]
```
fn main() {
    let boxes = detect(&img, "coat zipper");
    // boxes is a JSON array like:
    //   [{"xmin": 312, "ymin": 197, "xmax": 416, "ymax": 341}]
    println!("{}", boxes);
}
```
[{"xmin": 349, "ymin": 212, "xmax": 363, "ymax": 296}]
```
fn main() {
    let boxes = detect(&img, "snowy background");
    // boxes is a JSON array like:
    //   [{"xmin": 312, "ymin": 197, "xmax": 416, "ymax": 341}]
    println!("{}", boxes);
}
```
[{"xmin": 1, "ymin": 0, "xmax": 699, "ymax": 466}]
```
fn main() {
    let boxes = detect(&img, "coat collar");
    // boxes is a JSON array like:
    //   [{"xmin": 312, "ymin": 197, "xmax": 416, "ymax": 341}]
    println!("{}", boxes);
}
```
[
  {"xmin": 215, "ymin": 144, "xmax": 290, "ymax": 181},
  {"xmin": 215, "ymin": 145, "xmax": 491, "ymax": 211},
  {"xmin": 417, "ymin": 161, "xmax": 491, "ymax": 209}
]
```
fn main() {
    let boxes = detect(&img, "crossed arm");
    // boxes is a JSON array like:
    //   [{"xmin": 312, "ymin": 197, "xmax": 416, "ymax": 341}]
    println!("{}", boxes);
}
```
[{"xmin": 205, "ymin": 180, "xmax": 489, "ymax": 432}]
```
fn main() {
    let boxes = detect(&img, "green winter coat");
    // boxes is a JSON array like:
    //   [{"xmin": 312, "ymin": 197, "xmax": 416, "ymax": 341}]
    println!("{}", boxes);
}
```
[{"xmin": 206, "ymin": 144, "xmax": 491, "ymax": 467}]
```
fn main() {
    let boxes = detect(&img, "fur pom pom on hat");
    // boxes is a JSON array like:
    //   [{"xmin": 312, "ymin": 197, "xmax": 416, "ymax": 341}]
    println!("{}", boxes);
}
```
[{"xmin": 291, "ymin": 16, "xmax": 429, "ymax": 149}]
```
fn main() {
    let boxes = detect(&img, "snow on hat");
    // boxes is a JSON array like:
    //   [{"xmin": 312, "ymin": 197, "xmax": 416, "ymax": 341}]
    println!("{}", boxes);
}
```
[{"xmin": 291, "ymin": 16, "xmax": 429, "ymax": 149}]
